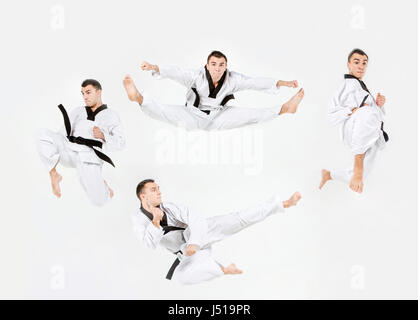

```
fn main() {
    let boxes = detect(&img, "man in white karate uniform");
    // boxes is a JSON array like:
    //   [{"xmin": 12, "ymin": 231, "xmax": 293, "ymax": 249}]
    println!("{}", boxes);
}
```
[
  {"xmin": 36, "ymin": 79, "xmax": 126, "ymax": 206},
  {"xmin": 123, "ymin": 50, "xmax": 304, "ymax": 130},
  {"xmin": 319, "ymin": 49, "xmax": 388, "ymax": 193},
  {"xmin": 132, "ymin": 179, "xmax": 301, "ymax": 285}
]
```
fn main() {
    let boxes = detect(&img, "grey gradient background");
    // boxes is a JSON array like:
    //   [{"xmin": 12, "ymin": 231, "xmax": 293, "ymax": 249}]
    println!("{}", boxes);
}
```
[{"xmin": 0, "ymin": 0, "xmax": 417, "ymax": 299}]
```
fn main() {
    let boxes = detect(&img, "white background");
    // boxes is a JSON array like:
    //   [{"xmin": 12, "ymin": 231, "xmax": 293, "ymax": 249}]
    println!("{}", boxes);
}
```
[{"xmin": 1, "ymin": 0, "xmax": 417, "ymax": 299}]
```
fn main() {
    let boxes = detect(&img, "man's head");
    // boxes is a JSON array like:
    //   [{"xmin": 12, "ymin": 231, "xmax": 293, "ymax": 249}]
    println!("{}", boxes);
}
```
[
  {"xmin": 347, "ymin": 49, "xmax": 368, "ymax": 80},
  {"xmin": 206, "ymin": 50, "xmax": 227, "ymax": 84},
  {"xmin": 136, "ymin": 179, "xmax": 162, "ymax": 207},
  {"xmin": 81, "ymin": 79, "xmax": 102, "ymax": 107}
]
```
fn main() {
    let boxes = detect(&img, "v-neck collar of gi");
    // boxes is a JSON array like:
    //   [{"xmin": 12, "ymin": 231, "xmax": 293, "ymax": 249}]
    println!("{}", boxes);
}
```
[
  {"xmin": 85, "ymin": 104, "xmax": 108, "ymax": 121},
  {"xmin": 344, "ymin": 74, "xmax": 370, "ymax": 93},
  {"xmin": 140, "ymin": 205, "xmax": 168, "ymax": 226},
  {"xmin": 205, "ymin": 66, "xmax": 227, "ymax": 99}
]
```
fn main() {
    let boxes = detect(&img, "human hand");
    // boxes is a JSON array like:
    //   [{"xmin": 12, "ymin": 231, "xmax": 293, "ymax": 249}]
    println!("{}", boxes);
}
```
[
  {"xmin": 93, "ymin": 126, "xmax": 105, "ymax": 140},
  {"xmin": 141, "ymin": 61, "xmax": 154, "ymax": 71},
  {"xmin": 185, "ymin": 244, "xmax": 198, "ymax": 256},
  {"xmin": 150, "ymin": 206, "xmax": 164, "ymax": 222},
  {"xmin": 376, "ymin": 93, "xmax": 386, "ymax": 107}
]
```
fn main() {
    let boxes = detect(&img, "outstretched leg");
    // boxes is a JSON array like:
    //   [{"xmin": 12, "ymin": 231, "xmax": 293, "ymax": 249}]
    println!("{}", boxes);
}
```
[
  {"xmin": 123, "ymin": 75, "xmax": 143, "ymax": 104},
  {"xmin": 204, "ymin": 192, "xmax": 301, "ymax": 246},
  {"xmin": 207, "ymin": 89, "xmax": 305, "ymax": 130},
  {"xmin": 123, "ymin": 75, "xmax": 200, "ymax": 130},
  {"xmin": 279, "ymin": 88, "xmax": 305, "ymax": 115}
]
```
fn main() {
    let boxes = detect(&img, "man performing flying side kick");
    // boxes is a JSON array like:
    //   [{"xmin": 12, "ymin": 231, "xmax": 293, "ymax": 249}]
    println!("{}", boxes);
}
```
[
  {"xmin": 36, "ymin": 79, "xmax": 126, "ymax": 206},
  {"xmin": 132, "ymin": 179, "xmax": 301, "ymax": 285},
  {"xmin": 319, "ymin": 49, "xmax": 389, "ymax": 193},
  {"xmin": 123, "ymin": 50, "xmax": 304, "ymax": 130}
]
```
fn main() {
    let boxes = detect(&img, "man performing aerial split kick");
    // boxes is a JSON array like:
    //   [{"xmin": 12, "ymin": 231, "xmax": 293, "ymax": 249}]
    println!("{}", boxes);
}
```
[
  {"xmin": 36, "ymin": 79, "xmax": 126, "ymax": 206},
  {"xmin": 132, "ymin": 179, "xmax": 301, "ymax": 285},
  {"xmin": 123, "ymin": 50, "xmax": 304, "ymax": 130},
  {"xmin": 319, "ymin": 49, "xmax": 389, "ymax": 193}
]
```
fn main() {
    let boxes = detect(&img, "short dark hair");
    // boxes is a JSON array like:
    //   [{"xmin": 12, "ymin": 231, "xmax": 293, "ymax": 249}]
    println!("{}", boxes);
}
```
[
  {"xmin": 207, "ymin": 50, "xmax": 227, "ymax": 63},
  {"xmin": 348, "ymin": 48, "xmax": 368, "ymax": 62},
  {"xmin": 136, "ymin": 179, "xmax": 155, "ymax": 200},
  {"xmin": 81, "ymin": 79, "xmax": 102, "ymax": 90}
]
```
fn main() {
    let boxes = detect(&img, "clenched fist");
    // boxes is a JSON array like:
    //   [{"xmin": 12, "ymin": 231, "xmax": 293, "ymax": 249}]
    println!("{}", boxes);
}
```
[
  {"xmin": 185, "ymin": 244, "xmax": 198, "ymax": 256},
  {"xmin": 376, "ymin": 93, "xmax": 386, "ymax": 107},
  {"xmin": 93, "ymin": 126, "xmax": 105, "ymax": 140},
  {"xmin": 141, "ymin": 61, "xmax": 155, "ymax": 71}
]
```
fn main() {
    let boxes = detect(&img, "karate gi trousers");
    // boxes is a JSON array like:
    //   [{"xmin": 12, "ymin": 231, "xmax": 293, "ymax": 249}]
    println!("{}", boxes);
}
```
[
  {"xmin": 172, "ymin": 196, "xmax": 285, "ymax": 284},
  {"xmin": 141, "ymin": 94, "xmax": 282, "ymax": 131},
  {"xmin": 36, "ymin": 128, "xmax": 110, "ymax": 206},
  {"xmin": 330, "ymin": 106, "xmax": 386, "ymax": 185}
]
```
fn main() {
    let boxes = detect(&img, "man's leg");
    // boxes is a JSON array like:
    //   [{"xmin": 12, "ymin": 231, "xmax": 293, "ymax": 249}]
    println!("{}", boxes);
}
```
[
  {"xmin": 204, "ymin": 192, "xmax": 301, "ymax": 246},
  {"xmin": 173, "ymin": 249, "xmax": 239, "ymax": 285},
  {"xmin": 320, "ymin": 144, "xmax": 379, "ymax": 190},
  {"xmin": 320, "ymin": 107, "xmax": 382, "ymax": 190},
  {"xmin": 75, "ymin": 160, "xmax": 111, "ymax": 207},
  {"xmin": 123, "ymin": 75, "xmax": 199, "ymax": 130},
  {"xmin": 207, "ymin": 89, "xmax": 304, "ymax": 130},
  {"xmin": 36, "ymin": 129, "xmax": 73, "ymax": 198},
  {"xmin": 174, "ymin": 193, "xmax": 301, "ymax": 284}
]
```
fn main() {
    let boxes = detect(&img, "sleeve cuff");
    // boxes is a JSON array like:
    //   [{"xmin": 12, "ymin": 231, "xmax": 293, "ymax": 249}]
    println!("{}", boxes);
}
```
[
  {"xmin": 274, "ymin": 195, "xmax": 285, "ymax": 213},
  {"xmin": 266, "ymin": 80, "xmax": 281, "ymax": 95},
  {"xmin": 151, "ymin": 65, "xmax": 166, "ymax": 79}
]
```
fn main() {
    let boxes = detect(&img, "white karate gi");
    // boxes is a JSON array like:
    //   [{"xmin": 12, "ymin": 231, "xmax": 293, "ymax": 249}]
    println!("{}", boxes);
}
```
[
  {"xmin": 36, "ymin": 105, "xmax": 125, "ymax": 206},
  {"xmin": 131, "ymin": 196, "xmax": 285, "ymax": 285},
  {"xmin": 141, "ymin": 65, "xmax": 282, "ymax": 130},
  {"xmin": 328, "ymin": 75, "xmax": 387, "ymax": 184}
]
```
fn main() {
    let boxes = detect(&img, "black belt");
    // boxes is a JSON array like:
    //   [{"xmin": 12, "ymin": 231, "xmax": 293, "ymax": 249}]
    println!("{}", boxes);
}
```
[
  {"xmin": 381, "ymin": 122, "xmax": 389, "ymax": 142},
  {"xmin": 190, "ymin": 88, "xmax": 235, "ymax": 116},
  {"xmin": 166, "ymin": 250, "xmax": 182, "ymax": 280},
  {"xmin": 358, "ymin": 97, "xmax": 389, "ymax": 143},
  {"xmin": 58, "ymin": 104, "xmax": 115, "ymax": 167},
  {"xmin": 162, "ymin": 225, "xmax": 186, "ymax": 280}
]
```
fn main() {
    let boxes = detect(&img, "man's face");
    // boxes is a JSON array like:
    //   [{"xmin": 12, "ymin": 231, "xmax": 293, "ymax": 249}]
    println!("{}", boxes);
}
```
[
  {"xmin": 140, "ymin": 182, "xmax": 162, "ymax": 207},
  {"xmin": 81, "ymin": 85, "xmax": 101, "ymax": 107},
  {"xmin": 347, "ymin": 53, "xmax": 368, "ymax": 79},
  {"xmin": 206, "ymin": 56, "xmax": 227, "ymax": 83}
]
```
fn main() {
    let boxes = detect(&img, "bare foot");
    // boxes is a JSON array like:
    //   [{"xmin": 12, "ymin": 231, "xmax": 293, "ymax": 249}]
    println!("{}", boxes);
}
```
[
  {"xmin": 283, "ymin": 192, "xmax": 302, "ymax": 208},
  {"xmin": 279, "ymin": 88, "xmax": 304, "ymax": 115},
  {"xmin": 349, "ymin": 174, "xmax": 363, "ymax": 193},
  {"xmin": 49, "ymin": 169, "xmax": 62, "ymax": 198},
  {"xmin": 104, "ymin": 180, "xmax": 114, "ymax": 198},
  {"xmin": 319, "ymin": 169, "xmax": 332, "ymax": 190},
  {"xmin": 123, "ymin": 75, "xmax": 143, "ymax": 104},
  {"xmin": 222, "ymin": 263, "xmax": 243, "ymax": 275}
]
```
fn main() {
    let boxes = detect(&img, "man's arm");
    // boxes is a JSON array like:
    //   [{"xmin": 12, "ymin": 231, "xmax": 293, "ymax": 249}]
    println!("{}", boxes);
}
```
[
  {"xmin": 141, "ymin": 61, "xmax": 160, "ymax": 73},
  {"xmin": 99, "ymin": 114, "xmax": 126, "ymax": 152},
  {"xmin": 141, "ymin": 61, "xmax": 198, "ymax": 88},
  {"xmin": 231, "ymin": 71, "xmax": 282, "ymax": 94},
  {"xmin": 328, "ymin": 83, "xmax": 363, "ymax": 126},
  {"xmin": 131, "ymin": 210, "xmax": 164, "ymax": 250},
  {"xmin": 349, "ymin": 153, "xmax": 365, "ymax": 193}
]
